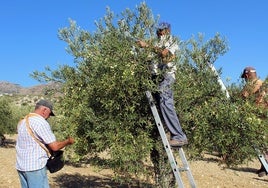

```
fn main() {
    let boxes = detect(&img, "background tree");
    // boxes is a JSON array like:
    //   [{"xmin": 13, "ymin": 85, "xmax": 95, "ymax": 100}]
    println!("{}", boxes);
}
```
[
  {"xmin": 175, "ymin": 34, "xmax": 268, "ymax": 166},
  {"xmin": 0, "ymin": 97, "xmax": 17, "ymax": 145},
  {"xmin": 31, "ymin": 2, "xmax": 268, "ymax": 186}
]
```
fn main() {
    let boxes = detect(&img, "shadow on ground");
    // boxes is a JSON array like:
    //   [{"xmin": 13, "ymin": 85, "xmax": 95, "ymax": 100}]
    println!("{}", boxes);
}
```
[
  {"xmin": 193, "ymin": 151, "xmax": 267, "ymax": 177},
  {"xmin": 230, "ymin": 166, "xmax": 258, "ymax": 174},
  {"xmin": 51, "ymin": 173, "xmax": 153, "ymax": 188}
]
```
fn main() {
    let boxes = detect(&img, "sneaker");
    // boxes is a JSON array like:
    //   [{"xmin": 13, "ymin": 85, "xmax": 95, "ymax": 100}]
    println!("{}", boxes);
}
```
[{"xmin": 169, "ymin": 139, "xmax": 188, "ymax": 147}]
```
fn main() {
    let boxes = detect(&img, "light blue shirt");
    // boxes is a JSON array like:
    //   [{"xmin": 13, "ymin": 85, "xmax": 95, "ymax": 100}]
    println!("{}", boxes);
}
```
[{"xmin": 16, "ymin": 113, "xmax": 56, "ymax": 171}]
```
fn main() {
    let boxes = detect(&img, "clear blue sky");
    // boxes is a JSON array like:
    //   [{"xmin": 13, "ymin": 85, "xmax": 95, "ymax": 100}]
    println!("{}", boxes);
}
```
[{"xmin": 1, "ymin": 0, "xmax": 267, "ymax": 87}]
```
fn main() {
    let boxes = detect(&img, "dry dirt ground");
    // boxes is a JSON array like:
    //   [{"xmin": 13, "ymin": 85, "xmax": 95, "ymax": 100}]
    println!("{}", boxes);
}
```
[{"xmin": 1, "ymin": 135, "xmax": 268, "ymax": 188}]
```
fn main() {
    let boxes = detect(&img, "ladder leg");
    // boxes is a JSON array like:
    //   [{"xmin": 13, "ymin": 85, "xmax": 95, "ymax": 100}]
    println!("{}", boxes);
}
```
[
  {"xmin": 255, "ymin": 147, "xmax": 268, "ymax": 174},
  {"xmin": 178, "ymin": 148, "xmax": 197, "ymax": 187}
]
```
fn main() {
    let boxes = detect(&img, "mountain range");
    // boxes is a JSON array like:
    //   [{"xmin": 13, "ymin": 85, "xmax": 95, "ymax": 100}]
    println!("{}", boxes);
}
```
[{"xmin": 0, "ymin": 81, "xmax": 60, "ymax": 96}]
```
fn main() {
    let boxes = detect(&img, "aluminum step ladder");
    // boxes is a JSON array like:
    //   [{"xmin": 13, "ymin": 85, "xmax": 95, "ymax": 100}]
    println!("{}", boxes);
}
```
[{"xmin": 146, "ymin": 90, "xmax": 196, "ymax": 188}]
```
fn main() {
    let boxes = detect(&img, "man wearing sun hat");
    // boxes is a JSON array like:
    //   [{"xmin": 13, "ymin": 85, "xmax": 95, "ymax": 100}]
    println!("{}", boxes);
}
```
[
  {"xmin": 137, "ymin": 22, "xmax": 188, "ymax": 147},
  {"xmin": 36, "ymin": 99, "xmax": 55, "ymax": 117},
  {"xmin": 16, "ymin": 99, "xmax": 75, "ymax": 187}
]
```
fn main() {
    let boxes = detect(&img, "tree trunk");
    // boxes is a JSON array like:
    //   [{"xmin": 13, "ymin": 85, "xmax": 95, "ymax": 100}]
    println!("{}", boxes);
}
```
[{"xmin": 150, "ymin": 133, "xmax": 175, "ymax": 187}]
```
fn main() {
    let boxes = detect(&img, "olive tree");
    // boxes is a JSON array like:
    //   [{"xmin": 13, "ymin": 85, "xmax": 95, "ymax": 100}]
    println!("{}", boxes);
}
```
[
  {"xmin": 33, "ymin": 3, "xmax": 168, "ymax": 186},
  {"xmin": 174, "ymin": 34, "xmax": 268, "ymax": 166}
]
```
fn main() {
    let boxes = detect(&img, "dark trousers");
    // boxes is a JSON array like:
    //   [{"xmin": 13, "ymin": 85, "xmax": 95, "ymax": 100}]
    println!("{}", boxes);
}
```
[{"xmin": 153, "ymin": 74, "xmax": 187, "ymax": 141}]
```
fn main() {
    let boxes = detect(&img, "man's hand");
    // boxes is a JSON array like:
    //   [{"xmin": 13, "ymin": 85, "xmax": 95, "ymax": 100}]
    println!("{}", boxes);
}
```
[
  {"xmin": 67, "ymin": 137, "xmax": 75, "ymax": 145},
  {"xmin": 137, "ymin": 40, "xmax": 148, "ymax": 48}
]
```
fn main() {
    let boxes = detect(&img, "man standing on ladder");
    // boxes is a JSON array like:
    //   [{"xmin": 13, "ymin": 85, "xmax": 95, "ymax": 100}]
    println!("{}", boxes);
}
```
[
  {"xmin": 241, "ymin": 66, "xmax": 268, "ymax": 177},
  {"xmin": 137, "ymin": 22, "xmax": 188, "ymax": 147}
]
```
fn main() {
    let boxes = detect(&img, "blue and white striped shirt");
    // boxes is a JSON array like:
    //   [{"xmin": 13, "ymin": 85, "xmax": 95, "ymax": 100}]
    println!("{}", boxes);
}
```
[{"xmin": 16, "ymin": 113, "xmax": 56, "ymax": 171}]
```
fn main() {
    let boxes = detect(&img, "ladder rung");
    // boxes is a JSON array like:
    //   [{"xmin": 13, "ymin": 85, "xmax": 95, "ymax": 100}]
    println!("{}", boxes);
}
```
[{"xmin": 179, "ymin": 167, "xmax": 190, "ymax": 171}]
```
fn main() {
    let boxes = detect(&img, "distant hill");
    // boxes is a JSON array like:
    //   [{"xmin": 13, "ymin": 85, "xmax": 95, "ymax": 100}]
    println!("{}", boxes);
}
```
[
  {"xmin": 0, "ymin": 81, "xmax": 62, "ymax": 96},
  {"xmin": 0, "ymin": 82, "xmax": 21, "ymax": 94}
]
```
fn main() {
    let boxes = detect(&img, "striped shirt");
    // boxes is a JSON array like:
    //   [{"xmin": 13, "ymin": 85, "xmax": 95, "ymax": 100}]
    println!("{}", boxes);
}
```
[{"xmin": 16, "ymin": 113, "xmax": 56, "ymax": 171}]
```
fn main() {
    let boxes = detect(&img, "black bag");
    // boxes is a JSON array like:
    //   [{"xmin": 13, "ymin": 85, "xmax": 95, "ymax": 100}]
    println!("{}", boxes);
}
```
[{"xmin": 46, "ymin": 150, "xmax": 65, "ymax": 173}]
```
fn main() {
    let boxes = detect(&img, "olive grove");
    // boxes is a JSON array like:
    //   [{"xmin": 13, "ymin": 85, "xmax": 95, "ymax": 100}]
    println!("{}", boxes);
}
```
[{"xmin": 30, "ymin": 2, "xmax": 268, "ymax": 187}]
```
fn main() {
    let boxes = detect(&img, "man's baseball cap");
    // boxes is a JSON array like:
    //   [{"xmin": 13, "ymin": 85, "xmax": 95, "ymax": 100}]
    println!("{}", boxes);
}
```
[
  {"xmin": 36, "ymin": 99, "xmax": 55, "ymax": 116},
  {"xmin": 241, "ymin": 66, "xmax": 256, "ymax": 78}
]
